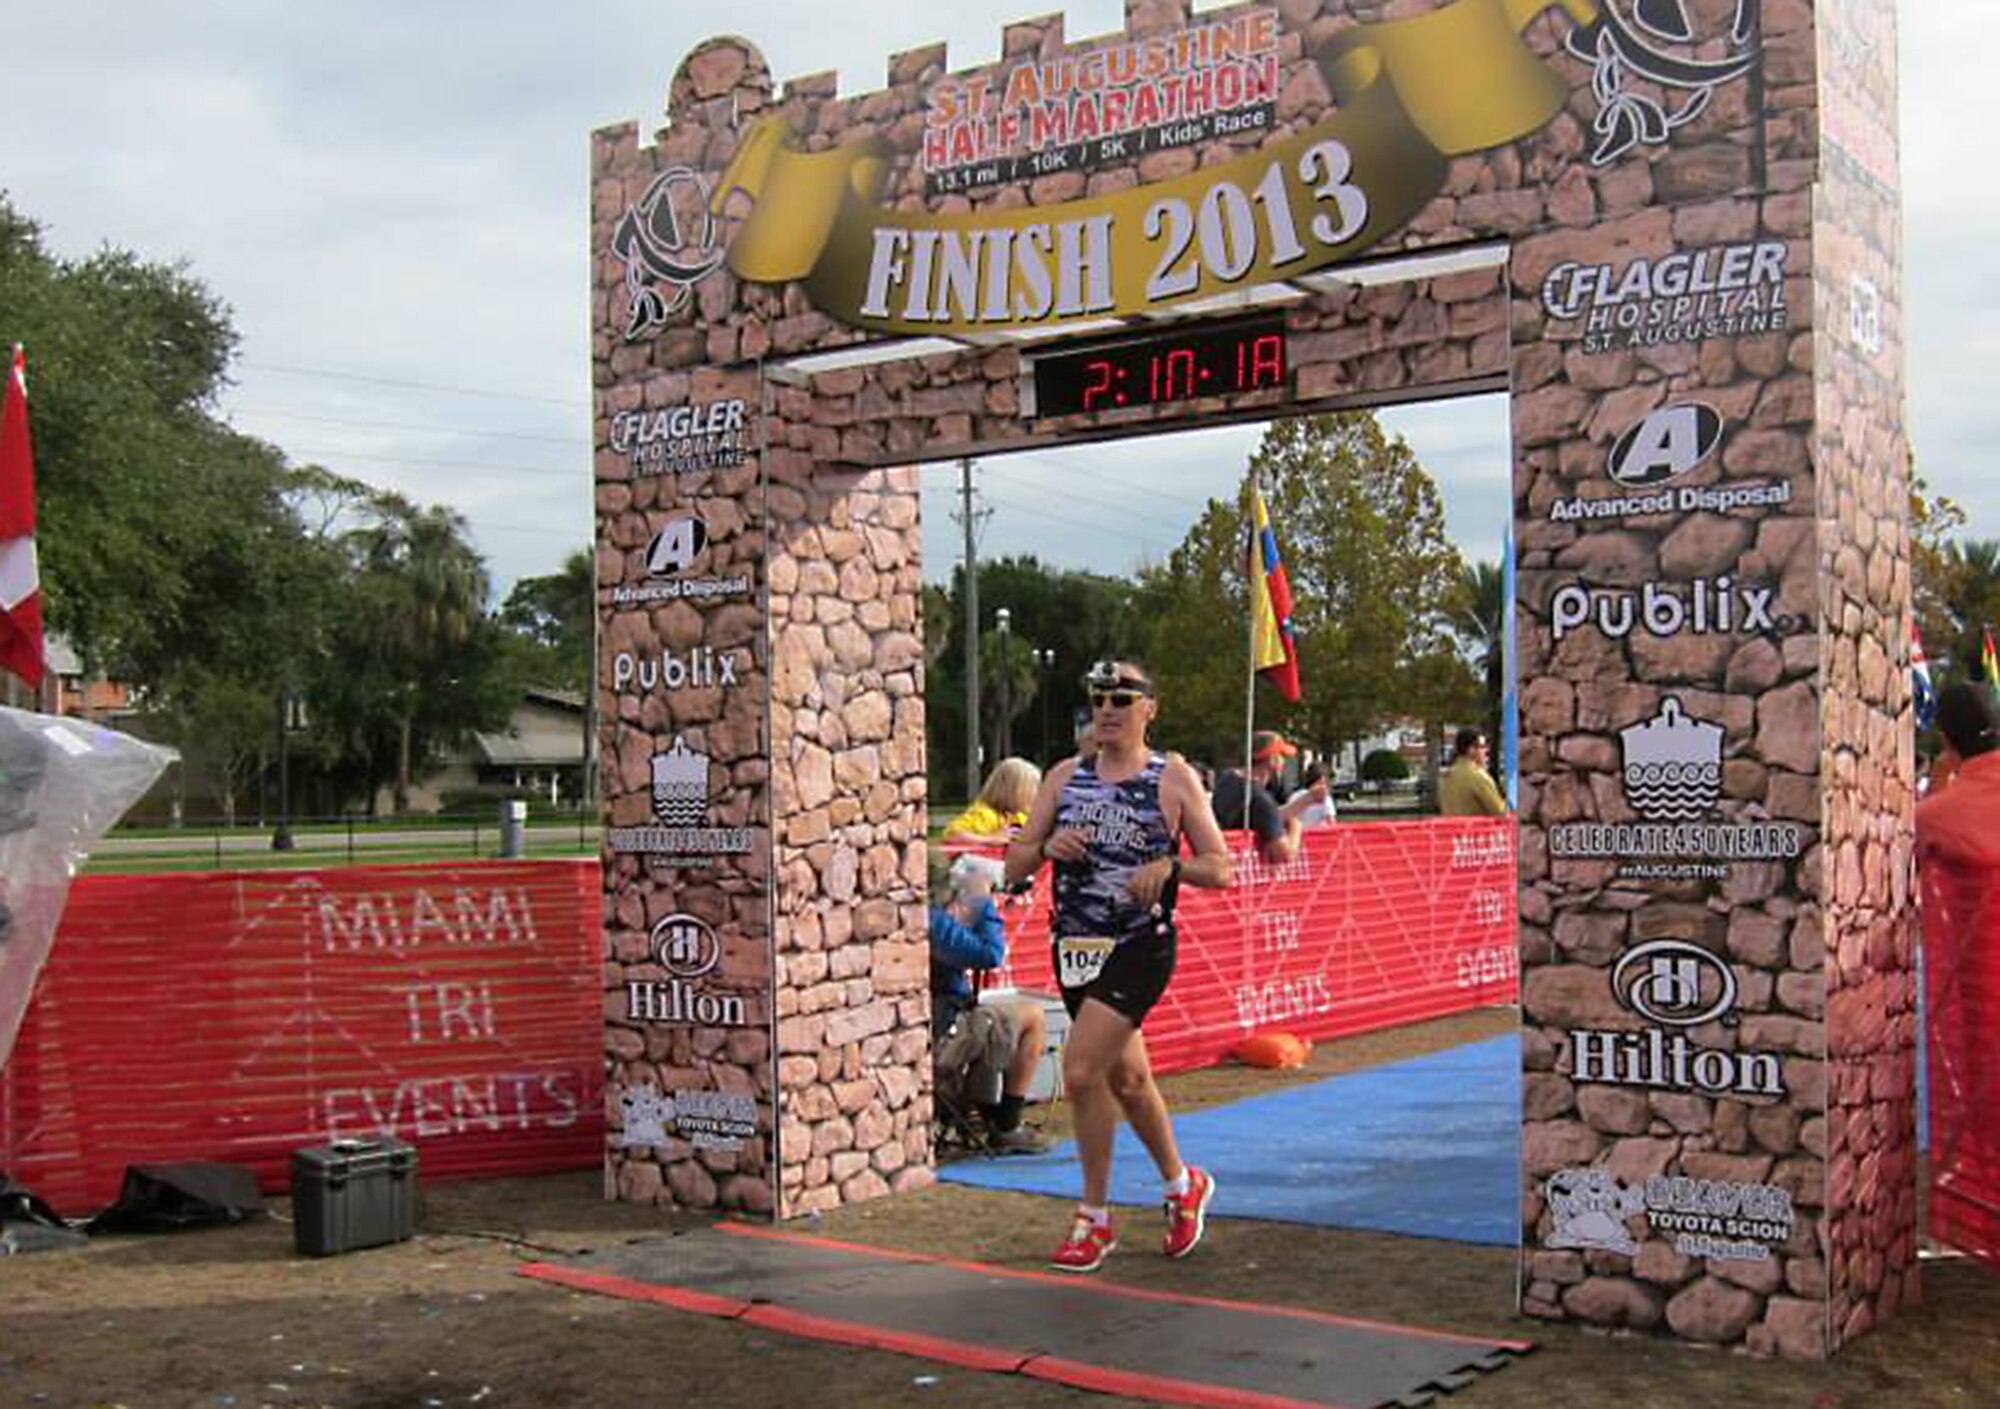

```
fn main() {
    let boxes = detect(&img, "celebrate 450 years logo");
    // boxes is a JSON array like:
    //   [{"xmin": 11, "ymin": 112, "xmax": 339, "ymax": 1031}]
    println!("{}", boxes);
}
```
[
  {"xmin": 614, "ymin": 0, "xmax": 1765, "ymax": 341},
  {"xmin": 1551, "ymin": 697, "xmax": 1805, "ymax": 874}
]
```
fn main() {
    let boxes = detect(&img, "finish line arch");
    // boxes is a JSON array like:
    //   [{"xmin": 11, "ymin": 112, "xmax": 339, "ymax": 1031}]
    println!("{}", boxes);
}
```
[{"xmin": 592, "ymin": 0, "xmax": 1911, "ymax": 1358}]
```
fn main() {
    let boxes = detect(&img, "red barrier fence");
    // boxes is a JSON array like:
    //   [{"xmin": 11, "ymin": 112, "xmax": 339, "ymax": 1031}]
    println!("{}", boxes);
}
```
[
  {"xmin": 4, "ymin": 821, "xmax": 1518, "ymax": 1216},
  {"xmin": 0, "ymin": 862, "xmax": 604, "ymax": 1217},
  {"xmin": 969, "ymin": 818, "xmax": 1519, "ymax": 1076},
  {"xmin": 1923, "ymin": 854, "xmax": 2000, "ymax": 1268}
]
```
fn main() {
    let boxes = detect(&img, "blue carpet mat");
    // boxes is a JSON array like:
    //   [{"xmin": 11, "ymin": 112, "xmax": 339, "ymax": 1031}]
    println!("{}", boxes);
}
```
[{"xmin": 942, "ymin": 1034, "xmax": 1522, "ymax": 1246}]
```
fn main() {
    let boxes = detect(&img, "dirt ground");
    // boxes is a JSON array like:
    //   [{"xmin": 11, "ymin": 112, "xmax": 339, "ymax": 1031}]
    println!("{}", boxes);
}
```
[{"xmin": 4, "ymin": 1009, "xmax": 1996, "ymax": 1409}]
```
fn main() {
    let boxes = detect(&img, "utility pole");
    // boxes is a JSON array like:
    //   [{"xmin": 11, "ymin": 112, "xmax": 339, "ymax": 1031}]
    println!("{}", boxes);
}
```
[{"xmin": 959, "ymin": 458, "xmax": 981, "ymax": 798}]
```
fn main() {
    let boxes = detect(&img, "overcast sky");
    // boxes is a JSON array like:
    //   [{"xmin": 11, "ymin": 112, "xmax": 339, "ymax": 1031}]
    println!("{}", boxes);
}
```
[{"xmin": 4, "ymin": 2, "xmax": 1988, "ymax": 601}]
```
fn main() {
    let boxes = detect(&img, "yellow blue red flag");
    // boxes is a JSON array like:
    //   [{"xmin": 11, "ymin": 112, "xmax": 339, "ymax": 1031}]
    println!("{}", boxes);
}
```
[{"xmin": 1250, "ymin": 489, "xmax": 1300, "ymax": 702}]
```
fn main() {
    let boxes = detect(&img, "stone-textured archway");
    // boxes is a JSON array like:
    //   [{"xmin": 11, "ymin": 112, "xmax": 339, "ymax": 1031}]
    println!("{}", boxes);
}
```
[{"xmin": 591, "ymin": 0, "xmax": 1911, "ymax": 1357}]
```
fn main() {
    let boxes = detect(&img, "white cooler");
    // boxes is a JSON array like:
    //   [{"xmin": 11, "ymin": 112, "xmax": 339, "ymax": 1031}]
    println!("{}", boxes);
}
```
[{"xmin": 980, "ymin": 987, "xmax": 1068, "ymax": 1104}]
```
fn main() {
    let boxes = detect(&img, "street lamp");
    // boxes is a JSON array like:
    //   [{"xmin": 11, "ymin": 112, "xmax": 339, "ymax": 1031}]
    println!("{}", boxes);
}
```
[{"xmin": 1032, "ymin": 647, "xmax": 1056, "ymax": 762}]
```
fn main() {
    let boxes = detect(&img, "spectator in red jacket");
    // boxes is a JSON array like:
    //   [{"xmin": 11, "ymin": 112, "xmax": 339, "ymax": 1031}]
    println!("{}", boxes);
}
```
[{"xmin": 1920, "ymin": 683, "xmax": 2000, "ymax": 868}]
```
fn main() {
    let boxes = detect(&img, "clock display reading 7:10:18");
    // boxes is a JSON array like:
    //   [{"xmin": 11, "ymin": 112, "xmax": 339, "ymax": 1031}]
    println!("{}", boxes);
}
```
[{"xmin": 1030, "ymin": 315, "xmax": 1290, "ymax": 419}]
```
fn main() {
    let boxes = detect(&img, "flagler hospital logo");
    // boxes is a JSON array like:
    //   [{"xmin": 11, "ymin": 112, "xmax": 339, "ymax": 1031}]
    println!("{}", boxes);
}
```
[{"xmin": 612, "ymin": 168, "xmax": 725, "ymax": 340}]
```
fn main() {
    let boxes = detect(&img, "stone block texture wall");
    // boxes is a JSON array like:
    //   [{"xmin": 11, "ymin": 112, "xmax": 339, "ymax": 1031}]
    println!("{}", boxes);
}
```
[
  {"xmin": 765, "ymin": 456, "xmax": 936, "ymax": 1217},
  {"xmin": 592, "ymin": 0, "xmax": 1912, "ymax": 1356},
  {"xmin": 1812, "ymin": 0, "xmax": 1917, "ymax": 1353}
]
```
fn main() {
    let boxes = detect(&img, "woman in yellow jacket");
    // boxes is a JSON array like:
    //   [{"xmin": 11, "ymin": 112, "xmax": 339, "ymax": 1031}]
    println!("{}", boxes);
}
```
[{"xmin": 945, "ymin": 757, "xmax": 1042, "ymax": 842}]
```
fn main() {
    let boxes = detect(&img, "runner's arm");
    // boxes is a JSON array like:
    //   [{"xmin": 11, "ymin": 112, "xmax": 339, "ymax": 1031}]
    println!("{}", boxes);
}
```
[{"xmin": 1164, "ymin": 756, "xmax": 1232, "ymax": 890}]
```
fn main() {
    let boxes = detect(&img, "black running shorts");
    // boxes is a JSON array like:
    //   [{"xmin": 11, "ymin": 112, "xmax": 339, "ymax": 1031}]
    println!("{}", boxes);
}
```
[{"xmin": 1054, "ymin": 933, "xmax": 1177, "ymax": 1026}]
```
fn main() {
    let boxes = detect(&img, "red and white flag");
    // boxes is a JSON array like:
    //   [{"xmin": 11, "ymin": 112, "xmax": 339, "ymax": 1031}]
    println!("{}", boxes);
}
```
[{"xmin": 0, "ymin": 344, "xmax": 45, "ymax": 689}]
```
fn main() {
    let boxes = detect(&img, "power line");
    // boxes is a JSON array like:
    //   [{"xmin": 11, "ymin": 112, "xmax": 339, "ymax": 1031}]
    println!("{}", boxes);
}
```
[
  {"xmin": 974, "ymin": 485, "xmax": 1173, "ymax": 558},
  {"xmin": 989, "ymin": 448, "xmax": 1227, "ymax": 516},
  {"xmin": 278, "ymin": 443, "xmax": 586, "ymax": 479},
  {"xmin": 230, "ymin": 405, "xmax": 579, "ymax": 444},
  {"xmin": 965, "ymin": 464, "xmax": 1197, "ymax": 541},
  {"xmin": 237, "ymin": 359, "xmax": 584, "ymax": 407}
]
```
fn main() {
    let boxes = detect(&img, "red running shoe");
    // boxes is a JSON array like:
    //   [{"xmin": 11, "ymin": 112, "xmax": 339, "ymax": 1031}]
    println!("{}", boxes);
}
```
[
  {"xmin": 1162, "ymin": 1166, "xmax": 1215, "ymax": 1259},
  {"xmin": 1050, "ymin": 1211, "xmax": 1118, "ymax": 1273}
]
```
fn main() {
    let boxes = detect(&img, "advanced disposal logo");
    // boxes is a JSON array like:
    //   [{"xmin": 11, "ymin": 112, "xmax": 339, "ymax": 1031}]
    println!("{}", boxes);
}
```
[
  {"xmin": 1547, "ymin": 403, "xmax": 1793, "ymax": 524},
  {"xmin": 1549, "ymin": 698, "xmax": 1804, "ymax": 875},
  {"xmin": 610, "ymin": 511, "xmax": 753, "ymax": 607},
  {"xmin": 1542, "ymin": 240, "xmax": 1789, "ymax": 355}
]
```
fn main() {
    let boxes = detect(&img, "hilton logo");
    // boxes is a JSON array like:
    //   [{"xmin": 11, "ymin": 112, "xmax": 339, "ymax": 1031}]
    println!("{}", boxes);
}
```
[
  {"xmin": 624, "ymin": 912, "xmax": 750, "ymax": 1027},
  {"xmin": 1567, "ymin": 939, "xmax": 1785, "ymax": 1098}
]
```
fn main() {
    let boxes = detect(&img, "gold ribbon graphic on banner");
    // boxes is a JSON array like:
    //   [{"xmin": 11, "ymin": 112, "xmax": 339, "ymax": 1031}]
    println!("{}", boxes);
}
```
[{"xmin": 714, "ymin": 0, "xmax": 1599, "ymax": 336}]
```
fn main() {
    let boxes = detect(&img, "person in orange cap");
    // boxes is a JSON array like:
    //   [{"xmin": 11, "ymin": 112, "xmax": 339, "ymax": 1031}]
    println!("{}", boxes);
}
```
[{"xmin": 1212, "ymin": 730, "xmax": 1321, "ymax": 865}]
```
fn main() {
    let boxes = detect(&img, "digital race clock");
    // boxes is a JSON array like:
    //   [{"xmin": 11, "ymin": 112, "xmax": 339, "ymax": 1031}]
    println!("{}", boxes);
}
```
[{"xmin": 1028, "ymin": 314, "xmax": 1288, "ymax": 418}]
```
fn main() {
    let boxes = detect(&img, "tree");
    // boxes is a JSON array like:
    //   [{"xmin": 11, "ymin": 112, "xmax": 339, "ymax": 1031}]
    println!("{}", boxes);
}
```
[
  {"xmin": 980, "ymin": 624, "xmax": 1038, "ymax": 764},
  {"xmin": 1451, "ymin": 558, "xmax": 1506, "ymax": 755},
  {"xmin": 1943, "ymin": 539, "xmax": 2000, "ymax": 678},
  {"xmin": 1912, "ymin": 472, "xmax": 1970, "ymax": 676},
  {"xmin": 925, "ymin": 556, "xmax": 1145, "ymax": 784},
  {"xmin": 1361, "ymin": 748, "xmax": 1412, "ymax": 783},
  {"xmin": 500, "ymin": 549, "xmax": 593, "ymax": 691},
  {"xmin": 0, "ymin": 198, "xmax": 253, "ymax": 680},
  {"xmin": 1140, "ymin": 412, "xmax": 1476, "ymax": 764},
  {"xmin": 324, "ymin": 494, "xmax": 512, "ymax": 812}
]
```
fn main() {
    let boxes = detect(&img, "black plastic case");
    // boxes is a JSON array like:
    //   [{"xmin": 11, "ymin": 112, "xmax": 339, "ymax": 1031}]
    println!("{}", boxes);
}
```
[{"xmin": 290, "ymin": 1138, "xmax": 418, "ymax": 1256}]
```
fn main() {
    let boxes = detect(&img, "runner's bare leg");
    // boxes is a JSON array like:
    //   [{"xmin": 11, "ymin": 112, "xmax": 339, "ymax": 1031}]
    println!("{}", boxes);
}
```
[
  {"xmin": 1062, "ymin": 998, "xmax": 1139, "ymax": 1207},
  {"xmin": 1107, "ymin": 1029, "xmax": 1185, "ymax": 1183}
]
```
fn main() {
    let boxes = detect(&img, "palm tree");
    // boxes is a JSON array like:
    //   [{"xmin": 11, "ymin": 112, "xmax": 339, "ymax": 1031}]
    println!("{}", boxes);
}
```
[
  {"xmin": 350, "ymin": 496, "xmax": 490, "ymax": 812},
  {"xmin": 1451, "ymin": 559, "xmax": 1506, "ymax": 743},
  {"xmin": 981, "ymin": 626, "xmax": 1039, "ymax": 765}
]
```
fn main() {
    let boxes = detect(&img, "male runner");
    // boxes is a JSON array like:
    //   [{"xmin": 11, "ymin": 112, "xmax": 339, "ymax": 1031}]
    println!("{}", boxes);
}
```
[{"xmin": 1006, "ymin": 659, "xmax": 1233, "ymax": 1272}]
